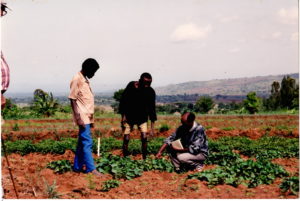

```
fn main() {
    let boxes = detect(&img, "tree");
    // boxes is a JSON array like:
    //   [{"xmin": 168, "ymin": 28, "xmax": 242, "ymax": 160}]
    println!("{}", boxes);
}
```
[
  {"xmin": 31, "ymin": 89, "xmax": 60, "ymax": 117},
  {"xmin": 195, "ymin": 96, "xmax": 214, "ymax": 114},
  {"xmin": 265, "ymin": 81, "xmax": 281, "ymax": 110},
  {"xmin": 292, "ymin": 83, "xmax": 299, "ymax": 109},
  {"xmin": 243, "ymin": 92, "xmax": 261, "ymax": 114},
  {"xmin": 111, "ymin": 89, "xmax": 124, "ymax": 113},
  {"xmin": 280, "ymin": 76, "xmax": 298, "ymax": 109}
]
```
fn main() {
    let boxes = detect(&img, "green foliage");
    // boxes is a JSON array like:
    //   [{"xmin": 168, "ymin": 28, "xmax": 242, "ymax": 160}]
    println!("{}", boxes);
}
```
[
  {"xmin": 280, "ymin": 76, "xmax": 298, "ymax": 109},
  {"xmin": 4, "ymin": 140, "xmax": 36, "ymax": 156},
  {"xmin": 86, "ymin": 174, "xmax": 96, "ymax": 190},
  {"xmin": 238, "ymin": 136, "xmax": 299, "ymax": 160},
  {"xmin": 1, "ymin": 99, "xmax": 26, "ymax": 119},
  {"xmin": 95, "ymin": 137, "xmax": 122, "ymax": 153},
  {"xmin": 95, "ymin": 153, "xmax": 173, "ymax": 180},
  {"xmin": 100, "ymin": 180, "xmax": 121, "ymax": 192},
  {"xmin": 208, "ymin": 136, "xmax": 299, "ymax": 161},
  {"xmin": 156, "ymin": 102, "xmax": 194, "ymax": 114},
  {"xmin": 188, "ymin": 160, "xmax": 288, "ymax": 188},
  {"xmin": 280, "ymin": 176, "xmax": 299, "ymax": 195},
  {"xmin": 12, "ymin": 123, "xmax": 20, "ymax": 131},
  {"xmin": 35, "ymin": 139, "xmax": 77, "ymax": 154},
  {"xmin": 195, "ymin": 96, "xmax": 214, "ymax": 114},
  {"xmin": 112, "ymin": 88, "xmax": 125, "ymax": 113},
  {"xmin": 243, "ymin": 92, "xmax": 261, "ymax": 114},
  {"xmin": 265, "ymin": 81, "xmax": 281, "ymax": 110},
  {"xmin": 43, "ymin": 179, "xmax": 61, "ymax": 199},
  {"xmin": 159, "ymin": 124, "xmax": 170, "ymax": 132},
  {"xmin": 221, "ymin": 126, "xmax": 235, "ymax": 131},
  {"xmin": 59, "ymin": 104, "xmax": 72, "ymax": 113},
  {"xmin": 264, "ymin": 76, "xmax": 299, "ymax": 111},
  {"xmin": 217, "ymin": 102, "xmax": 243, "ymax": 114},
  {"xmin": 205, "ymin": 151, "xmax": 243, "ymax": 166},
  {"xmin": 127, "ymin": 138, "xmax": 165, "ymax": 155},
  {"xmin": 4, "ymin": 138, "xmax": 77, "ymax": 155},
  {"xmin": 47, "ymin": 160, "xmax": 72, "ymax": 174},
  {"xmin": 31, "ymin": 89, "xmax": 60, "ymax": 117}
]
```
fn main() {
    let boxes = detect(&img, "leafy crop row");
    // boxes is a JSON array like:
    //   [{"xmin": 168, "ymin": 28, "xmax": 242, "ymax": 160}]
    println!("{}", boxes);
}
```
[
  {"xmin": 280, "ymin": 176, "xmax": 299, "ymax": 195},
  {"xmin": 3, "ymin": 137, "xmax": 165, "ymax": 156},
  {"xmin": 95, "ymin": 153, "xmax": 173, "ymax": 180},
  {"xmin": 47, "ymin": 160, "xmax": 72, "ymax": 174},
  {"xmin": 188, "ymin": 159, "xmax": 289, "ymax": 188},
  {"xmin": 46, "ymin": 154, "xmax": 173, "ymax": 180},
  {"xmin": 209, "ymin": 136, "xmax": 299, "ymax": 160}
]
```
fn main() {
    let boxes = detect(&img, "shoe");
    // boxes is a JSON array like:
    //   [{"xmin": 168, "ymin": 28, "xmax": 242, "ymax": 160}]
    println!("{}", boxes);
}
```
[{"xmin": 195, "ymin": 165, "xmax": 204, "ymax": 172}]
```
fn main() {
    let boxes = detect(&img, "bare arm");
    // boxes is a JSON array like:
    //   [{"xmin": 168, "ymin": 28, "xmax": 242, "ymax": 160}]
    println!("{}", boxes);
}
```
[{"xmin": 155, "ymin": 143, "xmax": 168, "ymax": 158}]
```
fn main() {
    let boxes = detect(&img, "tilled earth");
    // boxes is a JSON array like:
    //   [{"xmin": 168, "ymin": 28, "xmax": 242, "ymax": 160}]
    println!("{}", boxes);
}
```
[{"xmin": 1, "ymin": 151, "xmax": 299, "ymax": 199}]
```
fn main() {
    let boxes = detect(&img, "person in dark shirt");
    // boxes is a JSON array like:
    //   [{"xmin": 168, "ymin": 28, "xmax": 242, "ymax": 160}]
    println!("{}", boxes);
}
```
[
  {"xmin": 119, "ymin": 72, "xmax": 157, "ymax": 159},
  {"xmin": 156, "ymin": 112, "xmax": 208, "ymax": 172}
]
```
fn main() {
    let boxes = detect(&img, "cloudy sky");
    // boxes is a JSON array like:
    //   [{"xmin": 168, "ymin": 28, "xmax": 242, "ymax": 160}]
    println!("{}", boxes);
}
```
[{"xmin": 1, "ymin": 0, "xmax": 298, "ymax": 95}]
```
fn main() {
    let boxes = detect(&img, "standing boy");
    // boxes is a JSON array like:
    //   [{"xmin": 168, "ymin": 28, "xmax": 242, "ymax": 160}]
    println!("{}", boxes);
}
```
[{"xmin": 69, "ymin": 58, "xmax": 102, "ymax": 176}]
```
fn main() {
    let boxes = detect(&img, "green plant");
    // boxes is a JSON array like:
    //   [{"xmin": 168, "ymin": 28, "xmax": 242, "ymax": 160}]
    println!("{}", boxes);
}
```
[
  {"xmin": 188, "ymin": 159, "xmax": 289, "ymax": 188},
  {"xmin": 4, "ymin": 140, "xmax": 36, "ymax": 155},
  {"xmin": 195, "ymin": 96, "xmax": 214, "ymax": 114},
  {"xmin": 31, "ymin": 89, "xmax": 60, "ymax": 117},
  {"xmin": 43, "ymin": 178, "xmax": 61, "ymax": 199},
  {"xmin": 95, "ymin": 153, "xmax": 173, "ymax": 180},
  {"xmin": 159, "ymin": 124, "xmax": 170, "ymax": 132},
  {"xmin": 1, "ymin": 98, "xmax": 26, "ymax": 119},
  {"xmin": 47, "ymin": 160, "xmax": 72, "ymax": 174},
  {"xmin": 205, "ymin": 151, "xmax": 242, "ymax": 166},
  {"xmin": 221, "ymin": 126, "xmax": 235, "ymax": 131},
  {"xmin": 100, "ymin": 180, "xmax": 121, "ymax": 192},
  {"xmin": 12, "ymin": 123, "xmax": 20, "ymax": 131},
  {"xmin": 243, "ymin": 92, "xmax": 261, "ymax": 114},
  {"xmin": 86, "ymin": 174, "xmax": 96, "ymax": 190},
  {"xmin": 280, "ymin": 176, "xmax": 299, "ymax": 195}
]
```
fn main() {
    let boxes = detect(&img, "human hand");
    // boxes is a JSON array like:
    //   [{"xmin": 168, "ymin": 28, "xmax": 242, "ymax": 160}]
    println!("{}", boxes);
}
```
[
  {"xmin": 76, "ymin": 117, "xmax": 85, "ymax": 128},
  {"xmin": 155, "ymin": 152, "xmax": 162, "ymax": 159}
]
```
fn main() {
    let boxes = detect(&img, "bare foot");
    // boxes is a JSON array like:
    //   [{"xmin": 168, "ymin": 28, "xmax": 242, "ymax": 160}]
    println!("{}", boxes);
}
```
[{"xmin": 91, "ymin": 170, "xmax": 109, "ymax": 179}]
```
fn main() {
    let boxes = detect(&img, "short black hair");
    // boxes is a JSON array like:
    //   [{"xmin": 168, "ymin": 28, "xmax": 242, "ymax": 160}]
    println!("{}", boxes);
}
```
[
  {"xmin": 82, "ymin": 58, "xmax": 99, "ymax": 72},
  {"xmin": 186, "ymin": 112, "xmax": 195, "ymax": 122},
  {"xmin": 140, "ymin": 72, "xmax": 152, "ymax": 80}
]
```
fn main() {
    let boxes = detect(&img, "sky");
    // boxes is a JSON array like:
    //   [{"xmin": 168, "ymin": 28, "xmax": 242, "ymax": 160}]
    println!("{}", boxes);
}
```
[{"xmin": 1, "ymin": 0, "xmax": 299, "ymax": 95}]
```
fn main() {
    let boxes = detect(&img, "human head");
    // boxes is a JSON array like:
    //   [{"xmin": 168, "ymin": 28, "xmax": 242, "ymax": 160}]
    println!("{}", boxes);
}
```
[
  {"xmin": 139, "ymin": 72, "xmax": 152, "ymax": 88},
  {"xmin": 81, "ymin": 58, "xmax": 99, "ymax": 79},
  {"xmin": 181, "ymin": 112, "xmax": 195, "ymax": 130}
]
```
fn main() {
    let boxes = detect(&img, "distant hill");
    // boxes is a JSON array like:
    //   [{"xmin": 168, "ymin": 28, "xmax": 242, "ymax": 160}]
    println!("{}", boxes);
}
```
[{"xmin": 155, "ymin": 73, "xmax": 299, "ymax": 96}]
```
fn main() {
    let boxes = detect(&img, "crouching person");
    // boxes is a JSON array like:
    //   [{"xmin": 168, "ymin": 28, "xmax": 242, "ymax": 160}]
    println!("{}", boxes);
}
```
[{"xmin": 155, "ymin": 112, "xmax": 208, "ymax": 173}]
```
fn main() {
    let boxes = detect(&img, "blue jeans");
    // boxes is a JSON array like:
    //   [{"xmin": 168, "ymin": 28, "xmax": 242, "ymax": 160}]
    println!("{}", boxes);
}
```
[{"xmin": 73, "ymin": 124, "xmax": 95, "ymax": 173}]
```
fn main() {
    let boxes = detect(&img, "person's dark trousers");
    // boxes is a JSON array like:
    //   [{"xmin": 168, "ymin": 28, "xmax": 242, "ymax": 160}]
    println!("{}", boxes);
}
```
[
  {"xmin": 73, "ymin": 124, "xmax": 96, "ymax": 173},
  {"xmin": 122, "ymin": 134, "xmax": 130, "ymax": 157}
]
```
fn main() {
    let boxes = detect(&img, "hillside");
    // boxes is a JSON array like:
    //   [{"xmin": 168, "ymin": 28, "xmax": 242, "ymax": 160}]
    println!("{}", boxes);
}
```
[{"xmin": 155, "ymin": 73, "xmax": 299, "ymax": 96}]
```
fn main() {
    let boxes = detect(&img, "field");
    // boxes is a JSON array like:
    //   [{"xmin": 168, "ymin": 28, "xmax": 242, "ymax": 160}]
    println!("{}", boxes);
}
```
[{"xmin": 1, "ymin": 114, "xmax": 299, "ymax": 199}]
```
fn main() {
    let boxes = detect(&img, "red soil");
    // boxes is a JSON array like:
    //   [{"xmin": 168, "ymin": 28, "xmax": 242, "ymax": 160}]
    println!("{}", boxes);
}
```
[{"xmin": 2, "ymin": 152, "xmax": 299, "ymax": 199}]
